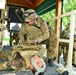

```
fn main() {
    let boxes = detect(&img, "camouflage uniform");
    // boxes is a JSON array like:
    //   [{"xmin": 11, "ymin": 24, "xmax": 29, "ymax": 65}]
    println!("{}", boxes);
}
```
[
  {"xmin": 60, "ymin": 26, "xmax": 76, "ymax": 66},
  {"xmin": 18, "ymin": 16, "xmax": 49, "ymax": 60},
  {"xmin": 19, "ymin": 8, "xmax": 57, "ymax": 66},
  {"xmin": 42, "ymin": 27, "xmax": 57, "ymax": 59},
  {"xmin": 60, "ymin": 28, "xmax": 69, "ymax": 65},
  {"xmin": 19, "ymin": 16, "xmax": 49, "ymax": 45},
  {"xmin": 19, "ymin": 16, "xmax": 57, "ymax": 60}
]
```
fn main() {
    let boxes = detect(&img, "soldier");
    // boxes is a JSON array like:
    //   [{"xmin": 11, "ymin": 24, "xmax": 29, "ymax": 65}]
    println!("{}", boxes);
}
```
[
  {"xmin": 19, "ymin": 8, "xmax": 58, "ymax": 66},
  {"xmin": 0, "ymin": 9, "xmax": 57, "ymax": 74},
  {"xmin": 60, "ymin": 23, "xmax": 76, "ymax": 67},
  {"xmin": 42, "ymin": 22, "xmax": 57, "ymax": 66},
  {"xmin": 19, "ymin": 8, "xmax": 49, "ymax": 45},
  {"xmin": 0, "ymin": 8, "xmax": 48, "ymax": 74},
  {"xmin": 60, "ymin": 23, "xmax": 70, "ymax": 66}
]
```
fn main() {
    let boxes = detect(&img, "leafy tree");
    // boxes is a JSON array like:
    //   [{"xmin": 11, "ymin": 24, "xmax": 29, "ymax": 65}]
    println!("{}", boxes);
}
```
[
  {"xmin": 41, "ymin": 9, "xmax": 55, "ymax": 28},
  {"xmin": 41, "ymin": 0, "xmax": 76, "ymax": 28}
]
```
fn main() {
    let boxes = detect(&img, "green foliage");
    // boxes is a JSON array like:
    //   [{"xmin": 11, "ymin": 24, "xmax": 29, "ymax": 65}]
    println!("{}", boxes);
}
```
[
  {"xmin": 62, "ymin": 0, "xmax": 76, "ymax": 28},
  {"xmin": 41, "ymin": 0, "xmax": 76, "ymax": 28},
  {"xmin": 41, "ymin": 9, "xmax": 55, "ymax": 28}
]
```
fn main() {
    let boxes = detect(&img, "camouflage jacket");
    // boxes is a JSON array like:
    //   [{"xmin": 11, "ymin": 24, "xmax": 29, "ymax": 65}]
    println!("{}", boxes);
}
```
[
  {"xmin": 61, "ymin": 28, "xmax": 70, "ymax": 39},
  {"xmin": 49, "ymin": 27, "xmax": 57, "ymax": 48},
  {"xmin": 19, "ymin": 16, "xmax": 49, "ymax": 44}
]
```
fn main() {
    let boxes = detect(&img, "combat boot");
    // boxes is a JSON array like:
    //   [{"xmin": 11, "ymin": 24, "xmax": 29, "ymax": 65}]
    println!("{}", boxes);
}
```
[
  {"xmin": 60, "ymin": 70, "xmax": 69, "ymax": 75},
  {"xmin": 48, "ymin": 59, "xmax": 54, "ymax": 66}
]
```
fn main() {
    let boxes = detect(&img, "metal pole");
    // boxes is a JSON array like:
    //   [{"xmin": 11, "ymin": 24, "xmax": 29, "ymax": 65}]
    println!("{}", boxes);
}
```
[
  {"xmin": 59, "ymin": 39, "xmax": 69, "ymax": 43},
  {"xmin": 47, "ymin": 10, "xmax": 76, "ymax": 22},
  {"xmin": 67, "ymin": 14, "xmax": 75, "ymax": 75}
]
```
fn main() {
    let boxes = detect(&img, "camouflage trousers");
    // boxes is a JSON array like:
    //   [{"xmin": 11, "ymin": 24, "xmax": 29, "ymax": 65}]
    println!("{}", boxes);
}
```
[
  {"xmin": 42, "ymin": 33, "xmax": 57, "ymax": 59},
  {"xmin": 0, "ymin": 58, "xmax": 23, "ymax": 71},
  {"xmin": 60, "ymin": 42, "xmax": 76, "ymax": 65}
]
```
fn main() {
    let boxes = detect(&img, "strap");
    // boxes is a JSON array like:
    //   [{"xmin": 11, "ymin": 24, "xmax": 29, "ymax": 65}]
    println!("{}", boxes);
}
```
[
  {"xmin": 34, "ymin": 24, "xmax": 41, "ymax": 29},
  {"xmin": 23, "ymin": 56, "xmax": 30, "ymax": 69},
  {"xmin": 34, "ymin": 17, "xmax": 41, "ymax": 29}
]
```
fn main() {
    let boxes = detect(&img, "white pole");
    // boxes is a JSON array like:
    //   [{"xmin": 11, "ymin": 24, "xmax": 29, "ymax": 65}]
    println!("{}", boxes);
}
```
[
  {"xmin": 67, "ymin": 14, "xmax": 75, "ymax": 75},
  {"xmin": 47, "ymin": 10, "xmax": 76, "ymax": 22},
  {"xmin": 59, "ymin": 39, "xmax": 69, "ymax": 43}
]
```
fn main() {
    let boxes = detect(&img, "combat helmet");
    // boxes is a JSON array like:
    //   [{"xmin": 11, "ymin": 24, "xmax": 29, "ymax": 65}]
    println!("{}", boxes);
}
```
[{"xmin": 23, "ymin": 9, "xmax": 37, "ymax": 22}]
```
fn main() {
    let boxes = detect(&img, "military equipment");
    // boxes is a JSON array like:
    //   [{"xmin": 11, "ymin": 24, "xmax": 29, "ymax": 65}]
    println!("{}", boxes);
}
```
[
  {"xmin": 45, "ymin": 27, "xmax": 57, "ymax": 60},
  {"xmin": 18, "ymin": 16, "xmax": 49, "ymax": 44},
  {"xmin": 23, "ymin": 9, "xmax": 37, "ymax": 22},
  {"xmin": 24, "ymin": 9, "xmax": 36, "ymax": 17},
  {"xmin": 23, "ymin": 12, "xmax": 36, "ymax": 18},
  {"xmin": 0, "ymin": 45, "xmax": 47, "ymax": 71}
]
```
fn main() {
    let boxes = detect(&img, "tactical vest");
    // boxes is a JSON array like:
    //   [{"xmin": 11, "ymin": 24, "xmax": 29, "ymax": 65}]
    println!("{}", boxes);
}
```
[
  {"xmin": 12, "ymin": 45, "xmax": 47, "ymax": 69},
  {"xmin": 22, "ymin": 17, "xmax": 45, "ymax": 40},
  {"xmin": 0, "ymin": 45, "xmax": 47, "ymax": 71}
]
